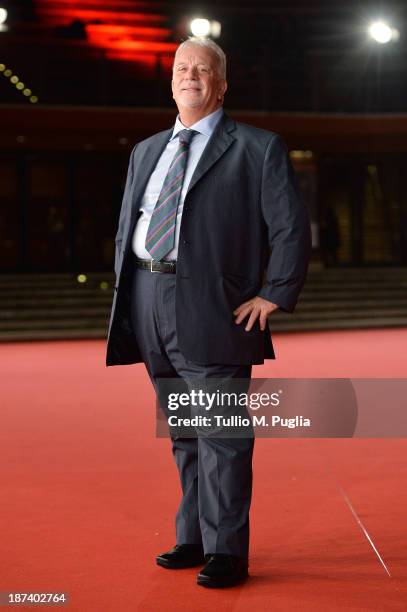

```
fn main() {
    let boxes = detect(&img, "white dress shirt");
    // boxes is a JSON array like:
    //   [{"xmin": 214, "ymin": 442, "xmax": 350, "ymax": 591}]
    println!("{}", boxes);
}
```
[{"xmin": 132, "ymin": 107, "xmax": 224, "ymax": 261}]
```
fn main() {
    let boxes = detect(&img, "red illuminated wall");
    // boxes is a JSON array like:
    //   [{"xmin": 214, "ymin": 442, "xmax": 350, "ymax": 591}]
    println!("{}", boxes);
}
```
[{"xmin": 35, "ymin": 0, "xmax": 178, "ymax": 68}]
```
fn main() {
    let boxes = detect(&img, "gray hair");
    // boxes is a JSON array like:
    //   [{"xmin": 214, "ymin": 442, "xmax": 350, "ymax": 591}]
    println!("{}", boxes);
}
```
[{"xmin": 173, "ymin": 37, "xmax": 227, "ymax": 79}]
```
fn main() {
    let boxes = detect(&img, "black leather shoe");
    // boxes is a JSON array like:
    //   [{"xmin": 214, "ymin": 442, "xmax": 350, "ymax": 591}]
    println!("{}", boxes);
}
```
[
  {"xmin": 156, "ymin": 544, "xmax": 205, "ymax": 569},
  {"xmin": 197, "ymin": 554, "xmax": 249, "ymax": 588}
]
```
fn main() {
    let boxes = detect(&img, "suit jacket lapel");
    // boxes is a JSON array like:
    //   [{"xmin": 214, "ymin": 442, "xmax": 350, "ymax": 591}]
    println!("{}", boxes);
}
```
[
  {"xmin": 129, "ymin": 111, "xmax": 236, "ymax": 223},
  {"xmin": 122, "ymin": 127, "xmax": 172, "ymax": 255},
  {"xmin": 130, "ymin": 127, "xmax": 173, "ymax": 217},
  {"xmin": 186, "ymin": 112, "xmax": 236, "ymax": 196}
]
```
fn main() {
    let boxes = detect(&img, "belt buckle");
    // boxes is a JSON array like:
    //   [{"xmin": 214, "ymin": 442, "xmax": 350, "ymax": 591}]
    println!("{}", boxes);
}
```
[{"xmin": 150, "ymin": 259, "xmax": 160, "ymax": 273}]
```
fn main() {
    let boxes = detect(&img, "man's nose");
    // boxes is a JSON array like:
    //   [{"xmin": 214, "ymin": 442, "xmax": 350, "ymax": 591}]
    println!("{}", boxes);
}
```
[{"xmin": 185, "ymin": 66, "xmax": 198, "ymax": 78}]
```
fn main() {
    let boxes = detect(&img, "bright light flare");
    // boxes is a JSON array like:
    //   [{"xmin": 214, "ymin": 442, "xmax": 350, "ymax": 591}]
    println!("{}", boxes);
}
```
[
  {"xmin": 190, "ymin": 18, "xmax": 211, "ymax": 37},
  {"xmin": 369, "ymin": 21, "xmax": 394, "ymax": 44}
]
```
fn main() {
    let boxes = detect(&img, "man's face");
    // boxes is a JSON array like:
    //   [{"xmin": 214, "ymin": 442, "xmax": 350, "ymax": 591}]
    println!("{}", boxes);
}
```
[{"xmin": 171, "ymin": 44, "xmax": 227, "ymax": 117}]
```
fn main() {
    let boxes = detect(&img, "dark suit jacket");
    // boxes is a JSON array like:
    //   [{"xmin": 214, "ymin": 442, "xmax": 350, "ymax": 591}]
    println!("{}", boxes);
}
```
[{"xmin": 106, "ymin": 111, "xmax": 311, "ymax": 367}]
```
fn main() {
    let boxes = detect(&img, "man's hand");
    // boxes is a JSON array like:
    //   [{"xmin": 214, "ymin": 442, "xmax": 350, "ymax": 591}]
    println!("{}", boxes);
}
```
[{"xmin": 233, "ymin": 296, "xmax": 279, "ymax": 331}]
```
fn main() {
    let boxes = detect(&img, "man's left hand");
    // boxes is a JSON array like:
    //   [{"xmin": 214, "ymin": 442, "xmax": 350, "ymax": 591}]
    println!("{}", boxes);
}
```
[{"xmin": 233, "ymin": 297, "xmax": 279, "ymax": 331}]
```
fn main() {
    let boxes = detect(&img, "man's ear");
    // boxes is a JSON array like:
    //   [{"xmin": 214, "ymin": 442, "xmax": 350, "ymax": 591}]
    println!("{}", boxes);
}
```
[{"xmin": 218, "ymin": 79, "xmax": 228, "ymax": 100}]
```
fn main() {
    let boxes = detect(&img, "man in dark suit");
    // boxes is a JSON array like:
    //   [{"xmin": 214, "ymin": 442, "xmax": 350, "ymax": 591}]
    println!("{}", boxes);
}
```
[{"xmin": 106, "ymin": 37, "xmax": 311, "ymax": 588}]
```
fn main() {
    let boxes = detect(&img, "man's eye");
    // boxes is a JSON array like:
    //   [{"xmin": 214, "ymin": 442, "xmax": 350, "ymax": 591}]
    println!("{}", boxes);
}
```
[{"xmin": 178, "ymin": 67, "xmax": 186, "ymax": 71}]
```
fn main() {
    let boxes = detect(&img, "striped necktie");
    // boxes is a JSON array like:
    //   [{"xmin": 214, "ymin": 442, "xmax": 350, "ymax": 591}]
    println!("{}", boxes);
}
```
[{"xmin": 145, "ymin": 128, "xmax": 198, "ymax": 261}]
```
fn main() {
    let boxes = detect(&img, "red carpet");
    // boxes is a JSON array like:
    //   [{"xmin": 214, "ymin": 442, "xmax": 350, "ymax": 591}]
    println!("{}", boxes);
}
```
[{"xmin": 1, "ymin": 329, "xmax": 407, "ymax": 610}]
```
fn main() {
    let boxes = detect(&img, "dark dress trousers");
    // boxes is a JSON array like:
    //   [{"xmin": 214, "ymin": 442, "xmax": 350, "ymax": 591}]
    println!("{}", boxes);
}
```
[{"xmin": 105, "ymin": 110, "xmax": 311, "ymax": 560}]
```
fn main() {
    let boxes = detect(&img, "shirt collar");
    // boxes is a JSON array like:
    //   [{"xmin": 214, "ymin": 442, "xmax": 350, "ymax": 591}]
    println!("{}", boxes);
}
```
[{"xmin": 170, "ymin": 107, "xmax": 224, "ymax": 141}]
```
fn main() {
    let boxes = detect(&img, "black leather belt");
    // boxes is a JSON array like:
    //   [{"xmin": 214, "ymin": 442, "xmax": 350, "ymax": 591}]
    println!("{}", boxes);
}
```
[{"xmin": 134, "ymin": 257, "xmax": 176, "ymax": 274}]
